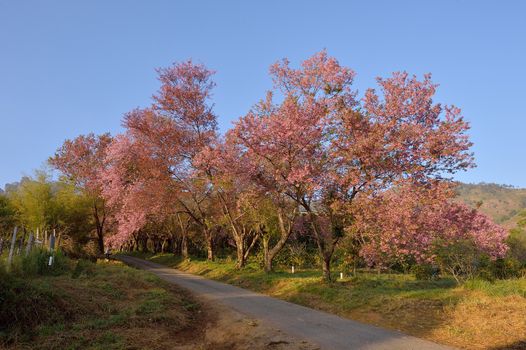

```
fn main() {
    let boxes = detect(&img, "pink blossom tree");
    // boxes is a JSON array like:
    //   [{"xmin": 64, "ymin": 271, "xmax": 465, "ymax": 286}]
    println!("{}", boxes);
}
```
[
  {"xmin": 232, "ymin": 51, "xmax": 474, "ymax": 281},
  {"xmin": 196, "ymin": 140, "xmax": 264, "ymax": 268},
  {"xmin": 102, "ymin": 60, "xmax": 219, "ymax": 259},
  {"xmin": 50, "ymin": 133, "xmax": 112, "ymax": 254},
  {"xmin": 352, "ymin": 182, "xmax": 508, "ymax": 269}
]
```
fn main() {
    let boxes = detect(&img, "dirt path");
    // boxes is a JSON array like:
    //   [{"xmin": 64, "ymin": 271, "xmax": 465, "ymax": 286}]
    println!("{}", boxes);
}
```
[
  {"xmin": 177, "ymin": 294, "xmax": 318, "ymax": 350},
  {"xmin": 120, "ymin": 255, "xmax": 454, "ymax": 350}
]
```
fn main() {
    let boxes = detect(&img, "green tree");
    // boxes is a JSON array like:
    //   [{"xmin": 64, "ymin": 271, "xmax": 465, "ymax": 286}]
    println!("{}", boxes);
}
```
[
  {"xmin": 0, "ymin": 193, "xmax": 16, "ymax": 235},
  {"xmin": 507, "ymin": 210, "xmax": 526, "ymax": 263}
]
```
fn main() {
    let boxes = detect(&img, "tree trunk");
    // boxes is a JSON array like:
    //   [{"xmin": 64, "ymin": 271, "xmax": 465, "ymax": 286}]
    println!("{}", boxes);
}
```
[
  {"xmin": 93, "ymin": 201, "xmax": 105, "ymax": 254},
  {"xmin": 262, "ymin": 236, "xmax": 273, "ymax": 273},
  {"xmin": 235, "ymin": 238, "xmax": 246, "ymax": 268},
  {"xmin": 181, "ymin": 234, "xmax": 188, "ymax": 259},
  {"xmin": 308, "ymin": 211, "xmax": 336, "ymax": 283},
  {"xmin": 176, "ymin": 213, "xmax": 189, "ymax": 259},
  {"xmin": 141, "ymin": 236, "xmax": 149, "ymax": 253},
  {"xmin": 207, "ymin": 243, "xmax": 213, "ymax": 261},
  {"xmin": 96, "ymin": 227, "xmax": 104, "ymax": 254},
  {"xmin": 322, "ymin": 254, "xmax": 332, "ymax": 282},
  {"xmin": 262, "ymin": 209, "xmax": 295, "ymax": 273},
  {"xmin": 205, "ymin": 228, "xmax": 214, "ymax": 261}
]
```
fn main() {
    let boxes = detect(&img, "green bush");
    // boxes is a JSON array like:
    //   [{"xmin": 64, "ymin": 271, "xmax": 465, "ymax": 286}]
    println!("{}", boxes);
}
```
[
  {"xmin": 434, "ymin": 239, "xmax": 485, "ymax": 284},
  {"xmin": 411, "ymin": 263, "xmax": 439, "ymax": 280},
  {"xmin": 11, "ymin": 248, "xmax": 71, "ymax": 277},
  {"xmin": 466, "ymin": 255, "xmax": 526, "ymax": 282},
  {"xmin": 265, "ymin": 243, "xmax": 318, "ymax": 269}
]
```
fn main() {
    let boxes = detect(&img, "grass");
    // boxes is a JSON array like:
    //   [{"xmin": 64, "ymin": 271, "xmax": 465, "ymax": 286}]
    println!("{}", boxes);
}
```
[
  {"xmin": 1, "ymin": 256, "xmax": 203, "ymax": 350},
  {"xmin": 128, "ymin": 252, "xmax": 526, "ymax": 350}
]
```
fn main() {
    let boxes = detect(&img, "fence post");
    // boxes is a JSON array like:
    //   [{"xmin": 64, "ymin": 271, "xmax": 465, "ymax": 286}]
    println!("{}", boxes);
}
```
[
  {"xmin": 7, "ymin": 227, "xmax": 18, "ymax": 266},
  {"xmin": 25, "ymin": 233, "xmax": 34, "ymax": 256},
  {"xmin": 18, "ymin": 227, "xmax": 27, "ymax": 255},
  {"xmin": 48, "ymin": 232, "xmax": 56, "ymax": 266},
  {"xmin": 35, "ymin": 228, "xmax": 42, "ymax": 247}
]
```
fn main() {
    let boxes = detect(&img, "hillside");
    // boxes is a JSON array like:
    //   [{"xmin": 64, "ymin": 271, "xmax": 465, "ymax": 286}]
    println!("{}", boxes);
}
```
[{"xmin": 455, "ymin": 183, "xmax": 526, "ymax": 228}]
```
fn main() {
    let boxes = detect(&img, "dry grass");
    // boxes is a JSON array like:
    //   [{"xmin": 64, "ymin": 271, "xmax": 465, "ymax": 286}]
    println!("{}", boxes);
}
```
[{"xmin": 435, "ymin": 293, "xmax": 526, "ymax": 349}]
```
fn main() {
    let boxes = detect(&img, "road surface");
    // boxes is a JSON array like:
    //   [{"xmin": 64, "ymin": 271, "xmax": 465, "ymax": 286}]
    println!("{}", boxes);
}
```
[{"xmin": 119, "ymin": 255, "xmax": 453, "ymax": 350}]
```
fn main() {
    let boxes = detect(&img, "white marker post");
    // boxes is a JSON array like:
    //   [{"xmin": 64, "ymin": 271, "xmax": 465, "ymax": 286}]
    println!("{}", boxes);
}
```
[
  {"xmin": 48, "ymin": 233, "xmax": 56, "ymax": 266},
  {"xmin": 291, "ymin": 265, "xmax": 295, "ymax": 274},
  {"xmin": 340, "ymin": 272, "xmax": 344, "ymax": 280},
  {"xmin": 7, "ymin": 227, "xmax": 18, "ymax": 267}
]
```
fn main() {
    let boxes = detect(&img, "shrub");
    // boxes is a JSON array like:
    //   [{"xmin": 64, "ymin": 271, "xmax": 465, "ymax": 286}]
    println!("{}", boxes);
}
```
[
  {"xmin": 11, "ymin": 248, "xmax": 71, "ymax": 277},
  {"xmin": 411, "ymin": 263, "xmax": 440, "ymax": 280},
  {"xmin": 506, "ymin": 228, "xmax": 526, "ymax": 263},
  {"xmin": 490, "ymin": 257, "xmax": 524, "ymax": 280},
  {"xmin": 435, "ymin": 239, "xmax": 483, "ymax": 284}
]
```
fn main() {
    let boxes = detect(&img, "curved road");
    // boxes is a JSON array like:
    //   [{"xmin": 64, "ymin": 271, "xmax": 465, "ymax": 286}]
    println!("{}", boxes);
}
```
[{"xmin": 119, "ymin": 255, "xmax": 453, "ymax": 350}]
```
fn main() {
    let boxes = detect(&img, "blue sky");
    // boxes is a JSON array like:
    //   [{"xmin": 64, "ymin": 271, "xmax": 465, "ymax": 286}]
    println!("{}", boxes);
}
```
[{"xmin": 1, "ymin": 0, "xmax": 525, "ymax": 188}]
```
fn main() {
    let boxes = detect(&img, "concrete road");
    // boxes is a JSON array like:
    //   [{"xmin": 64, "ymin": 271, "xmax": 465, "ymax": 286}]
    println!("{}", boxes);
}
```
[{"xmin": 119, "ymin": 255, "xmax": 454, "ymax": 350}]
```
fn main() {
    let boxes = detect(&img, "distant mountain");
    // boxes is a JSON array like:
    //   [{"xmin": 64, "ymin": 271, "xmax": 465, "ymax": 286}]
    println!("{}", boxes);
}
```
[{"xmin": 455, "ymin": 183, "xmax": 526, "ymax": 228}]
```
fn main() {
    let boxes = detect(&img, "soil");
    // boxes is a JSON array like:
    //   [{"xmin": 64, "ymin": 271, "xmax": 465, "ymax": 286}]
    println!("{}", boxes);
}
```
[{"xmin": 174, "ymin": 295, "xmax": 319, "ymax": 350}]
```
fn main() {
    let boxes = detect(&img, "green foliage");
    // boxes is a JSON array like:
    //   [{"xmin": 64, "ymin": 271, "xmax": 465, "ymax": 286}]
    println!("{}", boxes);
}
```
[
  {"xmin": 434, "ymin": 239, "xmax": 483, "ymax": 283},
  {"xmin": 486, "ymin": 257, "xmax": 525, "ymax": 280},
  {"xmin": 507, "ymin": 210, "xmax": 526, "ymax": 263},
  {"xmin": 7, "ymin": 171, "xmax": 55, "ymax": 229},
  {"xmin": 6, "ymin": 170, "xmax": 91, "ymax": 234},
  {"xmin": 267, "ymin": 242, "xmax": 318, "ymax": 269},
  {"xmin": 11, "ymin": 248, "xmax": 72, "ymax": 277},
  {"xmin": 434, "ymin": 240, "xmax": 525, "ymax": 283},
  {"xmin": 411, "ymin": 264, "xmax": 440, "ymax": 281},
  {"xmin": 0, "ymin": 194, "xmax": 16, "ymax": 235},
  {"xmin": 3, "ymin": 170, "xmax": 94, "ymax": 259}
]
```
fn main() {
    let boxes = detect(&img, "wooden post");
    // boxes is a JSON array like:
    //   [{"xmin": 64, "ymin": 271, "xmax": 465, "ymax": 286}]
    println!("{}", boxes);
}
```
[
  {"xmin": 7, "ymin": 227, "xmax": 18, "ymax": 266},
  {"xmin": 20, "ymin": 227, "xmax": 27, "ymax": 253},
  {"xmin": 25, "ymin": 233, "xmax": 34, "ymax": 256}
]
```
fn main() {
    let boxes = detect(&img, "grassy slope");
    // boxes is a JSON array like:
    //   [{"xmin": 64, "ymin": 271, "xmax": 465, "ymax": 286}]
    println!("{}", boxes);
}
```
[
  {"xmin": 130, "ymin": 252, "xmax": 526, "ymax": 350},
  {"xmin": 456, "ymin": 183, "xmax": 526, "ymax": 228},
  {"xmin": 1, "ymin": 260, "xmax": 202, "ymax": 350}
]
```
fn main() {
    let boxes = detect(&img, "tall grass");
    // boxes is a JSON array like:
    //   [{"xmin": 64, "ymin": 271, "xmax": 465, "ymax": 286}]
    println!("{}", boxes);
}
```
[
  {"xmin": 10, "ymin": 248, "xmax": 71, "ymax": 277},
  {"xmin": 463, "ymin": 277, "xmax": 526, "ymax": 297}
]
